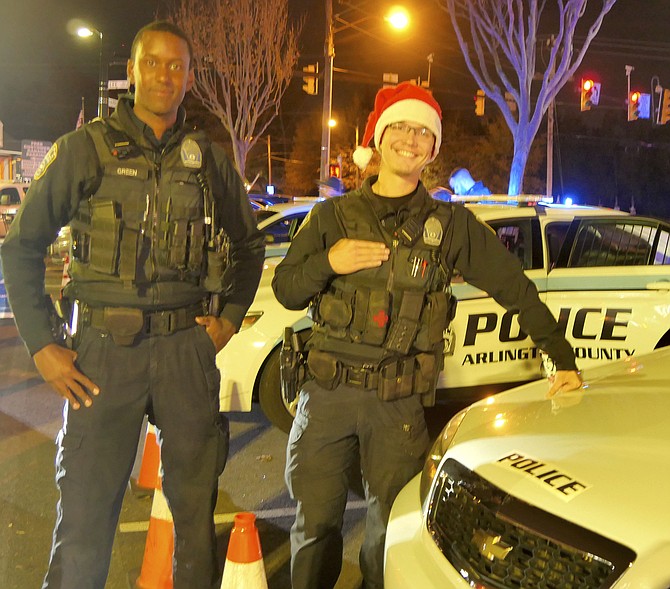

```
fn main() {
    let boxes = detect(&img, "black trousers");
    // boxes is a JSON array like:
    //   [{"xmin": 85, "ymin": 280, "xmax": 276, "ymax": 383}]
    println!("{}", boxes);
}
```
[
  {"xmin": 285, "ymin": 380, "xmax": 430, "ymax": 589},
  {"xmin": 42, "ymin": 324, "xmax": 228, "ymax": 589}
]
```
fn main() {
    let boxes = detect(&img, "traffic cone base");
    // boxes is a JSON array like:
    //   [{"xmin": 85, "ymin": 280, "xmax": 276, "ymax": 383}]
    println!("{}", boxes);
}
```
[
  {"xmin": 220, "ymin": 512, "xmax": 268, "ymax": 589},
  {"xmin": 136, "ymin": 482, "xmax": 174, "ymax": 589},
  {"xmin": 220, "ymin": 561, "xmax": 268, "ymax": 589}
]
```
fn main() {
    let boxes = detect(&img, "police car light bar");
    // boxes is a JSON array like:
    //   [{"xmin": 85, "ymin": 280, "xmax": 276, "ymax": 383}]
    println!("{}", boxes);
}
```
[{"xmin": 449, "ymin": 194, "xmax": 554, "ymax": 206}]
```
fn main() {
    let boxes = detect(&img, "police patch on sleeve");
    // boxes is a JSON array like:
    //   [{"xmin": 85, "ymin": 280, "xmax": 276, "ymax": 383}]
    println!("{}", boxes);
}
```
[
  {"xmin": 181, "ymin": 138, "xmax": 202, "ymax": 169},
  {"xmin": 33, "ymin": 143, "xmax": 58, "ymax": 181}
]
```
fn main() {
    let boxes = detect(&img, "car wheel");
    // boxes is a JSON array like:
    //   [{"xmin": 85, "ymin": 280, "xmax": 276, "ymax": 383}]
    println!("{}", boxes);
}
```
[{"xmin": 258, "ymin": 345, "xmax": 297, "ymax": 434}]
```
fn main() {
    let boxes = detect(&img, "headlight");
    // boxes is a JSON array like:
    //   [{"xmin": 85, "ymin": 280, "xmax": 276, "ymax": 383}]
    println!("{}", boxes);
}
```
[
  {"xmin": 239, "ymin": 311, "xmax": 264, "ymax": 331},
  {"xmin": 419, "ymin": 407, "xmax": 469, "ymax": 502}
]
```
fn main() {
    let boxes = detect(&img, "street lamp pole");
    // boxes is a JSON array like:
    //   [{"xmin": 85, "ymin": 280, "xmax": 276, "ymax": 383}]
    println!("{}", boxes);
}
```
[
  {"xmin": 77, "ymin": 26, "xmax": 107, "ymax": 118},
  {"xmin": 96, "ymin": 30, "xmax": 107, "ymax": 118},
  {"xmin": 320, "ymin": 0, "xmax": 335, "ymax": 190},
  {"xmin": 319, "ymin": 4, "xmax": 408, "ymax": 193}
]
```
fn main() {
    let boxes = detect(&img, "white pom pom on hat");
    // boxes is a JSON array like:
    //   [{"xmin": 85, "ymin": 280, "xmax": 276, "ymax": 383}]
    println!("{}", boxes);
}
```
[
  {"xmin": 352, "ymin": 81, "xmax": 443, "ymax": 170},
  {"xmin": 352, "ymin": 146, "xmax": 374, "ymax": 170}
]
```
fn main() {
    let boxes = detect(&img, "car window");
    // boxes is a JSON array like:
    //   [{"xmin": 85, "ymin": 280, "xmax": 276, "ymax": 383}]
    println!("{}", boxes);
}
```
[
  {"xmin": 263, "ymin": 212, "xmax": 307, "ymax": 244},
  {"xmin": 545, "ymin": 222, "xmax": 571, "ymax": 268},
  {"xmin": 254, "ymin": 209, "xmax": 275, "ymax": 223},
  {"xmin": 561, "ymin": 218, "xmax": 670, "ymax": 267},
  {"xmin": 486, "ymin": 218, "xmax": 542, "ymax": 270},
  {"xmin": 0, "ymin": 187, "xmax": 21, "ymax": 206}
]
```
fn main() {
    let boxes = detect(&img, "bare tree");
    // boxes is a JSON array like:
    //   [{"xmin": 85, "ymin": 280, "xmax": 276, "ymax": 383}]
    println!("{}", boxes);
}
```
[
  {"xmin": 439, "ymin": 0, "xmax": 616, "ymax": 194},
  {"xmin": 171, "ymin": 0, "xmax": 302, "ymax": 181}
]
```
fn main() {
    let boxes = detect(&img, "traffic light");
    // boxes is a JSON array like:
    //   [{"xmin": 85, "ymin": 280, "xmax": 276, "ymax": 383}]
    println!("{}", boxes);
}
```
[
  {"xmin": 628, "ymin": 91, "xmax": 650, "ymax": 121},
  {"xmin": 474, "ymin": 89, "xmax": 485, "ymax": 116},
  {"xmin": 628, "ymin": 91, "xmax": 641, "ymax": 121},
  {"xmin": 328, "ymin": 163, "xmax": 341, "ymax": 178},
  {"xmin": 580, "ymin": 78, "xmax": 601, "ymax": 111},
  {"xmin": 658, "ymin": 88, "xmax": 670, "ymax": 125},
  {"xmin": 302, "ymin": 63, "xmax": 319, "ymax": 95}
]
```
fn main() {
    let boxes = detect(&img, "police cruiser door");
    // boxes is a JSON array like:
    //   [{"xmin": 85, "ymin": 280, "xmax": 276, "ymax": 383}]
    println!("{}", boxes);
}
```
[
  {"xmin": 440, "ymin": 216, "xmax": 549, "ymax": 392},
  {"xmin": 545, "ymin": 216, "xmax": 670, "ymax": 370}
]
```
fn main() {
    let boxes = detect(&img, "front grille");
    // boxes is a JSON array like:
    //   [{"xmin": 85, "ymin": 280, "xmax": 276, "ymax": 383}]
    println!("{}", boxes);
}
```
[{"xmin": 426, "ymin": 459, "xmax": 635, "ymax": 589}]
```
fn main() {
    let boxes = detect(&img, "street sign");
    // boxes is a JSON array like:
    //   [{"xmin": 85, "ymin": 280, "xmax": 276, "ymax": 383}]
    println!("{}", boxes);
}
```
[
  {"xmin": 383, "ymin": 72, "xmax": 398, "ymax": 88},
  {"xmin": 20, "ymin": 140, "xmax": 53, "ymax": 182},
  {"xmin": 108, "ymin": 79, "xmax": 130, "ymax": 90}
]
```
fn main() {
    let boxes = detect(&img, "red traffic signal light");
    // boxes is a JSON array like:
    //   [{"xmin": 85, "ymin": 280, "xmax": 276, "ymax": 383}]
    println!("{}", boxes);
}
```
[
  {"xmin": 629, "ymin": 91, "xmax": 640, "ymax": 121},
  {"xmin": 628, "ymin": 91, "xmax": 650, "ymax": 121},
  {"xmin": 580, "ymin": 78, "xmax": 600, "ymax": 111},
  {"xmin": 328, "ymin": 163, "xmax": 341, "ymax": 178}
]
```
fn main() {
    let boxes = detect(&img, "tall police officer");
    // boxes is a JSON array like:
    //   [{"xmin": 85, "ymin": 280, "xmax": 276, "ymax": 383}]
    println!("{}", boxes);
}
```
[
  {"xmin": 0, "ymin": 21, "xmax": 265, "ymax": 589},
  {"xmin": 272, "ymin": 82, "xmax": 582, "ymax": 589}
]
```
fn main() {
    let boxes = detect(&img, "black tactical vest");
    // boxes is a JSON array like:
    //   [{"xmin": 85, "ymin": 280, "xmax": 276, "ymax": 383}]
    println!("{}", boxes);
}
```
[
  {"xmin": 309, "ymin": 191, "xmax": 455, "ymax": 366},
  {"xmin": 69, "ymin": 120, "xmax": 211, "ymax": 290}
]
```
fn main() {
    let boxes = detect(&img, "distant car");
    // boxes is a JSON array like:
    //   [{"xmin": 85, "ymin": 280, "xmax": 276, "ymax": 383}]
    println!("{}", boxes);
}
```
[
  {"xmin": 217, "ymin": 195, "xmax": 670, "ymax": 432},
  {"xmin": 257, "ymin": 201, "xmax": 316, "ymax": 258},
  {"xmin": 0, "ymin": 182, "xmax": 30, "ymax": 237},
  {"xmin": 384, "ymin": 346, "xmax": 670, "ymax": 588}
]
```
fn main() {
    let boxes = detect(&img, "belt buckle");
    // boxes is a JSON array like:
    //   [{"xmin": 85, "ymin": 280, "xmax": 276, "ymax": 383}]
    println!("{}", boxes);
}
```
[{"xmin": 148, "ymin": 310, "xmax": 175, "ymax": 335}]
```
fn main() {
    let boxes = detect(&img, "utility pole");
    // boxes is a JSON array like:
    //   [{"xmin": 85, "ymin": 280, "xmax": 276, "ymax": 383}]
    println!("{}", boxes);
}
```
[{"xmin": 320, "ymin": 0, "xmax": 335, "ymax": 194}]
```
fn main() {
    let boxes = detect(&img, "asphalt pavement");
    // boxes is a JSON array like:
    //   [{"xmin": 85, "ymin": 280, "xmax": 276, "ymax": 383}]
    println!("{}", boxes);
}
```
[{"xmin": 0, "ymin": 316, "xmax": 370, "ymax": 589}]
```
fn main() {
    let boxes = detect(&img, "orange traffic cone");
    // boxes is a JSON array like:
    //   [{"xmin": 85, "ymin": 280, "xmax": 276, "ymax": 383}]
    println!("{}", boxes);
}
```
[
  {"xmin": 134, "ymin": 423, "xmax": 161, "ymax": 491},
  {"xmin": 135, "ymin": 476, "xmax": 174, "ymax": 589},
  {"xmin": 220, "ymin": 513, "xmax": 268, "ymax": 589}
]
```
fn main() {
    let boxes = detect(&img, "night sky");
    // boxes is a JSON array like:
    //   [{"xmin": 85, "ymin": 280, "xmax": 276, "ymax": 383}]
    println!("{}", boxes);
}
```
[{"xmin": 1, "ymin": 0, "xmax": 669, "ymax": 145}]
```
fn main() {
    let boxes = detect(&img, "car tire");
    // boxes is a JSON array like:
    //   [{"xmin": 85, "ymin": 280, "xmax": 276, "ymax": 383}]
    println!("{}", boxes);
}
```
[{"xmin": 258, "ymin": 345, "xmax": 295, "ymax": 434}]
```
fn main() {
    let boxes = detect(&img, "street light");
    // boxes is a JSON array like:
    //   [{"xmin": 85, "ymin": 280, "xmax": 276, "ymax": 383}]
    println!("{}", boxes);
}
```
[
  {"xmin": 77, "ymin": 25, "xmax": 107, "ymax": 118},
  {"xmin": 385, "ymin": 6, "xmax": 410, "ymax": 30},
  {"xmin": 320, "ymin": 3, "xmax": 410, "ymax": 193}
]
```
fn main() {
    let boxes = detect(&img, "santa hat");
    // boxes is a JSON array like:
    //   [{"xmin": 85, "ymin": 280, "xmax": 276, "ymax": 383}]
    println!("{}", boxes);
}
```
[{"xmin": 353, "ymin": 81, "xmax": 443, "ymax": 170}]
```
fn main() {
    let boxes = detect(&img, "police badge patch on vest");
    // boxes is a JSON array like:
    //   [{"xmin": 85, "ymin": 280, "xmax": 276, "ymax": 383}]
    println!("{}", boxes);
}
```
[
  {"xmin": 181, "ymin": 138, "xmax": 203, "ymax": 169},
  {"xmin": 423, "ymin": 216, "xmax": 443, "ymax": 247}
]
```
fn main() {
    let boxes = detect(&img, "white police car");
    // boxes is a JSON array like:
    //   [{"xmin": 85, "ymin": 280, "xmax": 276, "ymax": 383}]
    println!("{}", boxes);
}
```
[
  {"xmin": 384, "ymin": 346, "xmax": 670, "ymax": 588},
  {"xmin": 218, "ymin": 196, "xmax": 670, "ymax": 432}
]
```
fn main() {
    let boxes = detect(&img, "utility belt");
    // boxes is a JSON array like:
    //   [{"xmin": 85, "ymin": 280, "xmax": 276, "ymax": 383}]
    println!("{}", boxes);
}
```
[
  {"xmin": 73, "ymin": 300, "xmax": 207, "ymax": 346},
  {"xmin": 306, "ymin": 349, "xmax": 440, "ymax": 405}
]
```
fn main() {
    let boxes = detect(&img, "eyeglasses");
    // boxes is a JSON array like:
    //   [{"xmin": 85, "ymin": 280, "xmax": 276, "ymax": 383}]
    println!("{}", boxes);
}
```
[{"xmin": 387, "ymin": 122, "xmax": 435, "ymax": 140}]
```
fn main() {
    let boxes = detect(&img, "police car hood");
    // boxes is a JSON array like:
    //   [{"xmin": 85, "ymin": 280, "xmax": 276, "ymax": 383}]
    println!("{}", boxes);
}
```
[{"xmin": 445, "ymin": 347, "xmax": 670, "ymax": 556}]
